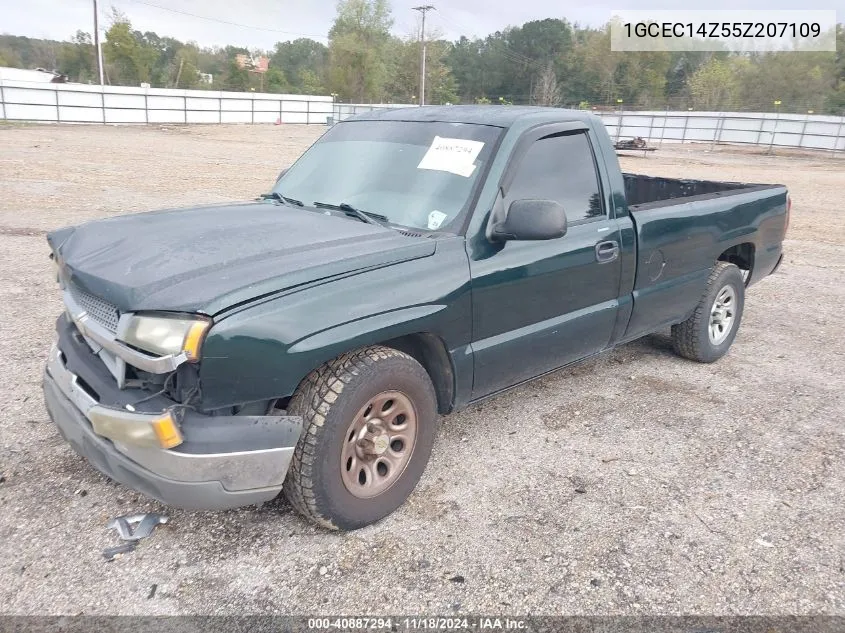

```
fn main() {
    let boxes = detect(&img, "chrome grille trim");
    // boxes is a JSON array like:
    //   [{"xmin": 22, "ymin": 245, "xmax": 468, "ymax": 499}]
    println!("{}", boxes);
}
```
[
  {"xmin": 68, "ymin": 283, "xmax": 120, "ymax": 333},
  {"xmin": 61, "ymin": 290, "xmax": 188, "ymax": 375}
]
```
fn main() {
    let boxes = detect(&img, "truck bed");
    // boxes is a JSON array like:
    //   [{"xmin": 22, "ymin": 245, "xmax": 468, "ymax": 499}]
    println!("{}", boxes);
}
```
[
  {"xmin": 619, "ymin": 173, "xmax": 788, "ymax": 342},
  {"xmin": 623, "ymin": 173, "xmax": 777, "ymax": 210}
]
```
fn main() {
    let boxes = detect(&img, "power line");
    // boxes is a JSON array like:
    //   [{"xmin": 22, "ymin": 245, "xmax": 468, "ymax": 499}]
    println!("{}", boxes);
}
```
[
  {"xmin": 119, "ymin": 0, "xmax": 328, "ymax": 41},
  {"xmin": 428, "ymin": 8, "xmax": 480, "ymax": 40}
]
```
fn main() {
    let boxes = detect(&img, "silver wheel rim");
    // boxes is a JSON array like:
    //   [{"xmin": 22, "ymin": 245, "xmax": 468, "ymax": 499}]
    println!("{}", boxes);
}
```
[
  {"xmin": 709, "ymin": 285, "xmax": 736, "ymax": 345},
  {"xmin": 340, "ymin": 391, "xmax": 418, "ymax": 499}
]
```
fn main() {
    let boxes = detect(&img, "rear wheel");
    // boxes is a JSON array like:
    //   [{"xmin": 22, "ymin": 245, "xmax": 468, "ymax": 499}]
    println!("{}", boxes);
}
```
[
  {"xmin": 672, "ymin": 262, "xmax": 745, "ymax": 363},
  {"xmin": 283, "ymin": 346, "xmax": 438, "ymax": 530}
]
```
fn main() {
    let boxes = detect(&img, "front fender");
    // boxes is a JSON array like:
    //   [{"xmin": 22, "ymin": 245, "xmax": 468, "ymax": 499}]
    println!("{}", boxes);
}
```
[
  {"xmin": 288, "ymin": 305, "xmax": 446, "ymax": 354},
  {"xmin": 198, "ymin": 238, "xmax": 472, "ymax": 411}
]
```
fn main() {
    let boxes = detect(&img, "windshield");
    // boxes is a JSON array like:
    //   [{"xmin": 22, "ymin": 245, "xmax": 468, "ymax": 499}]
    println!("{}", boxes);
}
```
[{"xmin": 274, "ymin": 120, "xmax": 502, "ymax": 232}]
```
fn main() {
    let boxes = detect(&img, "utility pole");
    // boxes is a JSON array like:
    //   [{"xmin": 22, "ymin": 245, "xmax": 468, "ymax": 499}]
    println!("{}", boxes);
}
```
[
  {"xmin": 93, "ymin": 0, "xmax": 105, "ymax": 85},
  {"xmin": 412, "ymin": 5, "xmax": 435, "ymax": 106},
  {"xmin": 174, "ymin": 58, "xmax": 184, "ymax": 89}
]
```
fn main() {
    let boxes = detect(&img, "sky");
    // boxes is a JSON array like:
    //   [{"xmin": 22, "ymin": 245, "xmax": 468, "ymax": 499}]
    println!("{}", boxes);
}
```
[{"xmin": 1, "ymin": 0, "xmax": 843, "ymax": 50}]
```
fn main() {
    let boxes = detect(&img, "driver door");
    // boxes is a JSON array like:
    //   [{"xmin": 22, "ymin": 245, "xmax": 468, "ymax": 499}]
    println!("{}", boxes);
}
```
[{"xmin": 469, "ymin": 126, "xmax": 623, "ymax": 399}]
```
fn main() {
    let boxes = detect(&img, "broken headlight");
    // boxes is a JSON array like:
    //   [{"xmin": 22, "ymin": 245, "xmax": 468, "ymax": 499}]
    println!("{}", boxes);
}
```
[{"xmin": 121, "ymin": 314, "xmax": 210, "ymax": 361}]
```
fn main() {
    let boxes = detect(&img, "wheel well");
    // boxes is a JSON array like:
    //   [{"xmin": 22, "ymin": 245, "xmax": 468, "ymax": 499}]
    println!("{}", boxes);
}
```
[
  {"xmin": 718, "ymin": 243, "xmax": 755, "ymax": 284},
  {"xmin": 380, "ymin": 333, "xmax": 454, "ymax": 415}
]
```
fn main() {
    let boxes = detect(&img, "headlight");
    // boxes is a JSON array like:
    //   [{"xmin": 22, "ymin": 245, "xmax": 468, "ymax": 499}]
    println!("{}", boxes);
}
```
[{"xmin": 121, "ymin": 314, "xmax": 211, "ymax": 361}]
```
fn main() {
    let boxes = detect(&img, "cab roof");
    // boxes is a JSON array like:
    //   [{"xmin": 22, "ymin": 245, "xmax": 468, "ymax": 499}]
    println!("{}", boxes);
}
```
[{"xmin": 345, "ymin": 105, "xmax": 599, "ymax": 128}]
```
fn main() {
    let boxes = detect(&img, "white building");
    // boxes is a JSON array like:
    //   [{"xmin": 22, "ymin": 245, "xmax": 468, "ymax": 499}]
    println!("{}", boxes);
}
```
[{"xmin": 0, "ymin": 67, "xmax": 67, "ymax": 83}]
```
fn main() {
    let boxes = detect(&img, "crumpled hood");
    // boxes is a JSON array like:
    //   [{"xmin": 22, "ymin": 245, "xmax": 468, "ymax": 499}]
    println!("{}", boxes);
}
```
[{"xmin": 47, "ymin": 202, "xmax": 435, "ymax": 315}]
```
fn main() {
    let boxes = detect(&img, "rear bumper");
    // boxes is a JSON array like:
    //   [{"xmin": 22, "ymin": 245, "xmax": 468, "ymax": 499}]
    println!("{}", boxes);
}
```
[{"xmin": 43, "ymin": 334, "xmax": 303, "ymax": 510}]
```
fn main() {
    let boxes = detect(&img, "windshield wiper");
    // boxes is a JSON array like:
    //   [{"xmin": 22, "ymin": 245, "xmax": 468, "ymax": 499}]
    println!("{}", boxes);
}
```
[
  {"xmin": 260, "ymin": 191, "xmax": 303, "ymax": 207},
  {"xmin": 313, "ymin": 202, "xmax": 390, "ymax": 227}
]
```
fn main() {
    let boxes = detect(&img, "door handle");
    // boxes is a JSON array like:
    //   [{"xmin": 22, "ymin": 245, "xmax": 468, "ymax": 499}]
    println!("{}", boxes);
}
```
[{"xmin": 595, "ymin": 240, "xmax": 620, "ymax": 263}]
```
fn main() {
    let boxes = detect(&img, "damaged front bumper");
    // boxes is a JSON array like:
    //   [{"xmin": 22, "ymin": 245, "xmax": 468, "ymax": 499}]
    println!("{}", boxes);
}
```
[{"xmin": 43, "ymin": 317, "xmax": 303, "ymax": 510}]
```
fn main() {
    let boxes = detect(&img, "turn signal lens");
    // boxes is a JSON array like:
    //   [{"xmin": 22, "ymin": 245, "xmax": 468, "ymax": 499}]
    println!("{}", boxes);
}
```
[
  {"xmin": 151, "ymin": 412, "xmax": 183, "ymax": 449},
  {"xmin": 182, "ymin": 321, "xmax": 210, "ymax": 362}
]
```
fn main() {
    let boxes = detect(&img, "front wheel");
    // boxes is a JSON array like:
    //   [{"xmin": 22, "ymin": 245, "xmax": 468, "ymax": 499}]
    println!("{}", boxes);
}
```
[
  {"xmin": 672, "ymin": 262, "xmax": 745, "ymax": 363},
  {"xmin": 283, "ymin": 346, "xmax": 439, "ymax": 530}
]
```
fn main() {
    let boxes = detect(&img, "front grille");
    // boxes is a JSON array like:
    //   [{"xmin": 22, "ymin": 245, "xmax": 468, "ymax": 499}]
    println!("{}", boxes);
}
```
[{"xmin": 68, "ymin": 284, "xmax": 121, "ymax": 333}]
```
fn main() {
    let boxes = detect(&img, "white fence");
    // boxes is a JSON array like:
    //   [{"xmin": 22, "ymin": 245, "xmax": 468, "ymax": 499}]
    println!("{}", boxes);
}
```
[
  {"xmin": 0, "ymin": 80, "xmax": 334, "ymax": 125},
  {"xmin": 336, "ymin": 104, "xmax": 845, "ymax": 154},
  {"xmin": 600, "ymin": 110, "xmax": 845, "ymax": 153},
  {"xmin": 3, "ymin": 81, "xmax": 843, "ymax": 154},
  {"xmin": 332, "ymin": 102, "xmax": 416, "ymax": 121}
]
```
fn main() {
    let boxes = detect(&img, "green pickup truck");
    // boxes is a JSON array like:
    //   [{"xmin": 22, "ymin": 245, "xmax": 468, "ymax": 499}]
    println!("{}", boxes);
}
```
[{"xmin": 43, "ymin": 106, "xmax": 789, "ymax": 530}]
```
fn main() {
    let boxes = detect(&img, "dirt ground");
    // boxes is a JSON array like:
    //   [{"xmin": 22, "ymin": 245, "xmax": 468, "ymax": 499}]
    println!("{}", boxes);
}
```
[{"xmin": 0, "ymin": 123, "xmax": 842, "ymax": 616}]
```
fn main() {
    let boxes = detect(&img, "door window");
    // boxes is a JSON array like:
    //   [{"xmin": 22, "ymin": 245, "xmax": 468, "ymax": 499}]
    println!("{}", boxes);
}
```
[{"xmin": 506, "ymin": 132, "xmax": 604, "ymax": 223}]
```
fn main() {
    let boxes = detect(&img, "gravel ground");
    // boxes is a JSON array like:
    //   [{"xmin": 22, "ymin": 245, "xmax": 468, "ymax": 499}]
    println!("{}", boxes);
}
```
[{"xmin": 0, "ymin": 124, "xmax": 843, "ymax": 616}]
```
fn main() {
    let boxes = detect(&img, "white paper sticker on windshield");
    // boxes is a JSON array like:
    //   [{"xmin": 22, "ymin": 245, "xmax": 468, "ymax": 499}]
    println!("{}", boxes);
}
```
[
  {"xmin": 418, "ymin": 136, "xmax": 484, "ymax": 178},
  {"xmin": 428, "ymin": 210, "xmax": 448, "ymax": 230}
]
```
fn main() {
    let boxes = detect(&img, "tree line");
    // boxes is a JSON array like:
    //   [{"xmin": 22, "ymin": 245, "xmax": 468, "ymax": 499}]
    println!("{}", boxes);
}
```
[{"xmin": 1, "ymin": 0, "xmax": 843, "ymax": 114}]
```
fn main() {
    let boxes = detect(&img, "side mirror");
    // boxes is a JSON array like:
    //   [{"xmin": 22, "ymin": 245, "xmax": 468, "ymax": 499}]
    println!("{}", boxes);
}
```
[{"xmin": 491, "ymin": 199, "xmax": 568, "ymax": 241}]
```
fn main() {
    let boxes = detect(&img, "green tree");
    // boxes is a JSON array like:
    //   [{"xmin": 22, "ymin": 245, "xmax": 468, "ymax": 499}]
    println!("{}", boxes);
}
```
[
  {"xmin": 1, "ymin": 16, "xmax": 844, "ymax": 112},
  {"xmin": 686, "ymin": 57, "xmax": 744, "ymax": 110},
  {"xmin": 509, "ymin": 19, "xmax": 573, "ymax": 103},
  {"xmin": 382, "ymin": 37, "xmax": 418, "ymax": 102},
  {"xmin": 532, "ymin": 62, "xmax": 561, "ymax": 106},
  {"xmin": 562, "ymin": 25, "xmax": 670, "ymax": 107},
  {"xmin": 426, "ymin": 40, "xmax": 459, "ymax": 104},
  {"xmin": 298, "ymin": 68, "xmax": 325, "ymax": 94},
  {"xmin": 445, "ymin": 36, "xmax": 480, "ymax": 102},
  {"xmin": 664, "ymin": 51, "xmax": 718, "ymax": 105},
  {"xmin": 196, "ymin": 46, "xmax": 228, "ymax": 83},
  {"xmin": 0, "ymin": 40, "xmax": 24, "ymax": 68},
  {"xmin": 382, "ymin": 33, "xmax": 457, "ymax": 104},
  {"xmin": 566, "ymin": 27, "xmax": 618, "ymax": 105},
  {"xmin": 58, "ymin": 31, "xmax": 96, "ymax": 83},
  {"xmin": 824, "ymin": 25, "xmax": 844, "ymax": 113},
  {"xmin": 327, "ymin": 0, "xmax": 393, "ymax": 102},
  {"xmin": 143, "ymin": 33, "xmax": 188, "ymax": 87},
  {"xmin": 264, "ymin": 67, "xmax": 290, "ymax": 93},
  {"xmin": 446, "ymin": 33, "xmax": 513, "ymax": 103},
  {"xmin": 102, "ymin": 11, "xmax": 157, "ymax": 85},
  {"xmin": 620, "ymin": 50, "xmax": 671, "ymax": 107},
  {"xmin": 222, "ymin": 60, "xmax": 249, "ymax": 91},
  {"xmin": 740, "ymin": 51, "xmax": 835, "ymax": 112},
  {"xmin": 270, "ymin": 38, "xmax": 328, "ymax": 92},
  {"xmin": 172, "ymin": 46, "xmax": 201, "ymax": 89},
  {"xmin": 447, "ymin": 20, "xmax": 572, "ymax": 105}
]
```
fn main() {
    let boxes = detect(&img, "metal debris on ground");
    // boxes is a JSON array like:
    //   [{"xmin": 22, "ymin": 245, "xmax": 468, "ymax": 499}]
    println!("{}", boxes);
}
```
[
  {"xmin": 614, "ymin": 136, "xmax": 657, "ymax": 155},
  {"xmin": 102, "ymin": 542, "xmax": 137, "ymax": 561},
  {"xmin": 107, "ymin": 513, "xmax": 169, "ymax": 542}
]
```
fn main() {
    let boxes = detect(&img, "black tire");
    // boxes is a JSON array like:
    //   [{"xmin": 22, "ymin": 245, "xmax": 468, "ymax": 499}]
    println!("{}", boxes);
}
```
[
  {"xmin": 283, "ymin": 346, "xmax": 438, "ymax": 530},
  {"xmin": 672, "ymin": 262, "xmax": 745, "ymax": 363}
]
